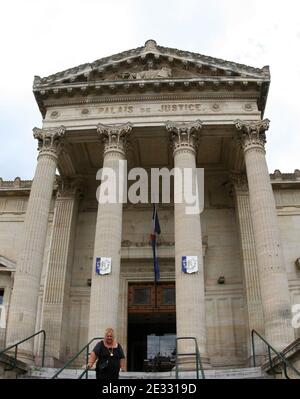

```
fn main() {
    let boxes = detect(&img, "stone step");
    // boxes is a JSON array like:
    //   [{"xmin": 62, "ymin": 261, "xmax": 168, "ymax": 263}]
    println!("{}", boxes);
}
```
[
  {"xmin": 21, "ymin": 366, "xmax": 273, "ymax": 379},
  {"xmin": 0, "ymin": 353, "xmax": 28, "ymax": 379}
]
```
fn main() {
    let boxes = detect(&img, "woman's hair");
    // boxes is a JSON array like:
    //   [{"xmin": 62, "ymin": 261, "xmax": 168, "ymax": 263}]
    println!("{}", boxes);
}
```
[{"xmin": 104, "ymin": 327, "xmax": 115, "ymax": 338}]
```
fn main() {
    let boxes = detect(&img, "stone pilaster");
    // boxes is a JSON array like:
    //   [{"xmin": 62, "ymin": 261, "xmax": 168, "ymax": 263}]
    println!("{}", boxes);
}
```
[
  {"xmin": 235, "ymin": 119, "xmax": 294, "ymax": 351},
  {"xmin": 166, "ymin": 120, "xmax": 209, "ymax": 368},
  {"xmin": 41, "ymin": 179, "xmax": 81, "ymax": 366},
  {"xmin": 88, "ymin": 123, "xmax": 132, "ymax": 341},
  {"xmin": 5, "ymin": 126, "xmax": 65, "ymax": 362},
  {"xmin": 230, "ymin": 173, "xmax": 265, "ymax": 363}
]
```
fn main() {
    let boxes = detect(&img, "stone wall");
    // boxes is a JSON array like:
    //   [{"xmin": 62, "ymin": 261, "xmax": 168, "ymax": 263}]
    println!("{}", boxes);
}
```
[
  {"xmin": 65, "ymin": 170, "xmax": 248, "ymax": 367},
  {"xmin": 274, "ymin": 188, "xmax": 300, "ymax": 340},
  {"xmin": 0, "ymin": 177, "xmax": 299, "ymax": 366}
]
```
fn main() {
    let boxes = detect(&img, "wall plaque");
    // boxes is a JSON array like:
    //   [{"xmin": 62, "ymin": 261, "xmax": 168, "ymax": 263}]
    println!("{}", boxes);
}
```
[
  {"xmin": 95, "ymin": 257, "xmax": 112, "ymax": 275},
  {"xmin": 182, "ymin": 256, "xmax": 198, "ymax": 274}
]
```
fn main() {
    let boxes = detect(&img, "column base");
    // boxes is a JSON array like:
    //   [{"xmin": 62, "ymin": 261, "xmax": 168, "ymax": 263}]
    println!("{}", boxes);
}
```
[
  {"xmin": 35, "ymin": 355, "xmax": 66, "ymax": 368},
  {"xmin": 245, "ymin": 354, "xmax": 267, "ymax": 367}
]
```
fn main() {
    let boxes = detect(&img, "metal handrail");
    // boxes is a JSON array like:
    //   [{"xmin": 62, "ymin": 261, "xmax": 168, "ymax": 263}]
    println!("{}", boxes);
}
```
[
  {"xmin": 0, "ymin": 329, "xmax": 46, "ymax": 370},
  {"xmin": 175, "ymin": 337, "xmax": 205, "ymax": 379},
  {"xmin": 251, "ymin": 329, "xmax": 300, "ymax": 379},
  {"xmin": 51, "ymin": 337, "xmax": 102, "ymax": 379}
]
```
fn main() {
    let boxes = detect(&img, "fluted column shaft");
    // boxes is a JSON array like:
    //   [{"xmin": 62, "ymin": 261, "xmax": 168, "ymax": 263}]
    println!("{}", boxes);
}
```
[
  {"xmin": 231, "ymin": 174, "xmax": 265, "ymax": 362},
  {"xmin": 235, "ymin": 119, "xmax": 294, "ymax": 351},
  {"xmin": 166, "ymin": 121, "xmax": 209, "ymax": 367},
  {"xmin": 6, "ymin": 126, "xmax": 65, "ymax": 361},
  {"xmin": 41, "ymin": 181, "xmax": 79, "ymax": 365},
  {"xmin": 88, "ymin": 123, "xmax": 132, "ymax": 341}
]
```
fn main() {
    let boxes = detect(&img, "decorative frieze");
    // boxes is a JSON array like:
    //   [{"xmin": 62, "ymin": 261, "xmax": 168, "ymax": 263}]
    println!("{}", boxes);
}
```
[
  {"xmin": 273, "ymin": 190, "xmax": 300, "ymax": 208},
  {"xmin": 33, "ymin": 40, "xmax": 268, "ymax": 89}
]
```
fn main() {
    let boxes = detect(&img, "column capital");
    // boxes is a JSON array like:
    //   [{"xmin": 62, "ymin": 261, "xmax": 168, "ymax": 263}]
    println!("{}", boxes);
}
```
[
  {"xmin": 229, "ymin": 172, "xmax": 249, "ymax": 193},
  {"xmin": 97, "ymin": 122, "xmax": 132, "ymax": 156},
  {"xmin": 56, "ymin": 176, "xmax": 85, "ymax": 199},
  {"xmin": 33, "ymin": 126, "xmax": 66, "ymax": 156},
  {"xmin": 166, "ymin": 120, "xmax": 202, "ymax": 154},
  {"xmin": 234, "ymin": 119, "xmax": 270, "ymax": 152}
]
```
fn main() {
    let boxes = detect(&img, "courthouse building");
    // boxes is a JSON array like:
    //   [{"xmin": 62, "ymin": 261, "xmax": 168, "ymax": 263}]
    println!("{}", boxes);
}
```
[{"xmin": 0, "ymin": 40, "xmax": 300, "ymax": 372}]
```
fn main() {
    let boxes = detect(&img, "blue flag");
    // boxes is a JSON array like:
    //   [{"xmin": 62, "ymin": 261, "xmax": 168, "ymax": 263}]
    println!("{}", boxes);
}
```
[{"xmin": 150, "ymin": 204, "xmax": 161, "ymax": 282}]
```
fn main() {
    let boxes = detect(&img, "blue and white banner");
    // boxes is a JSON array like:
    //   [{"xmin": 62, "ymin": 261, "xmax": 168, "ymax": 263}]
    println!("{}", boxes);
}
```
[
  {"xmin": 95, "ymin": 257, "xmax": 112, "ymax": 275},
  {"xmin": 182, "ymin": 256, "xmax": 198, "ymax": 274}
]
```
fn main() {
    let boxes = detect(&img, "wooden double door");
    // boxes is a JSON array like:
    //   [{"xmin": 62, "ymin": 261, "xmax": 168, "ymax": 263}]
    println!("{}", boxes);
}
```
[{"xmin": 127, "ymin": 282, "xmax": 176, "ymax": 372}]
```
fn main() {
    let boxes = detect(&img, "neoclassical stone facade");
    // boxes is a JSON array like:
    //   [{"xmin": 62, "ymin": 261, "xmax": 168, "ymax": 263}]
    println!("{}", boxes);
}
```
[{"xmin": 1, "ymin": 40, "xmax": 300, "ymax": 371}]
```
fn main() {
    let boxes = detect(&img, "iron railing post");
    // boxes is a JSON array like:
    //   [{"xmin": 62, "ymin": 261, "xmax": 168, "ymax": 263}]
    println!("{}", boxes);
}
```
[
  {"xmin": 85, "ymin": 344, "xmax": 89, "ymax": 380},
  {"xmin": 41, "ymin": 330, "xmax": 46, "ymax": 367},
  {"xmin": 251, "ymin": 330, "xmax": 256, "ymax": 367},
  {"xmin": 51, "ymin": 337, "xmax": 102, "ymax": 379},
  {"xmin": 175, "ymin": 337, "xmax": 205, "ymax": 380}
]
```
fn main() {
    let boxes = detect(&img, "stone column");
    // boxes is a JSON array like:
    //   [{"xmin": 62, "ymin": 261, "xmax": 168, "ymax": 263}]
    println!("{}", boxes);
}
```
[
  {"xmin": 88, "ymin": 123, "xmax": 132, "ymax": 341},
  {"xmin": 166, "ymin": 120, "xmax": 209, "ymax": 368},
  {"xmin": 5, "ymin": 126, "xmax": 65, "ymax": 362},
  {"xmin": 235, "ymin": 119, "xmax": 294, "ymax": 351},
  {"xmin": 230, "ymin": 173, "xmax": 265, "ymax": 363},
  {"xmin": 41, "ymin": 179, "xmax": 80, "ymax": 366}
]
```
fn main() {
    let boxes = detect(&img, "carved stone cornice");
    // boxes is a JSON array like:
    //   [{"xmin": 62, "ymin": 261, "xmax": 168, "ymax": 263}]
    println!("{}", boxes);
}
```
[
  {"xmin": 166, "ymin": 120, "xmax": 202, "ymax": 154},
  {"xmin": 97, "ymin": 122, "xmax": 132, "ymax": 156},
  {"xmin": 33, "ymin": 40, "xmax": 270, "ymax": 118},
  {"xmin": 270, "ymin": 169, "xmax": 300, "ymax": 182},
  {"xmin": 33, "ymin": 40, "xmax": 268, "ymax": 88},
  {"xmin": 33, "ymin": 126, "xmax": 66, "ymax": 156},
  {"xmin": 234, "ymin": 119, "xmax": 270, "ymax": 152},
  {"xmin": 0, "ymin": 177, "xmax": 32, "ymax": 191}
]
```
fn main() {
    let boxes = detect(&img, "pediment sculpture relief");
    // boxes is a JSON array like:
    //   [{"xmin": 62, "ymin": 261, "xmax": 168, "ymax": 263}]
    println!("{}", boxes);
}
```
[{"xmin": 118, "ymin": 66, "xmax": 172, "ymax": 80}]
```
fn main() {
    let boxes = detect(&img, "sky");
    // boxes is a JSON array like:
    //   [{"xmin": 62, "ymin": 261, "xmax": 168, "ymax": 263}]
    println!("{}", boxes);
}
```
[{"xmin": 0, "ymin": 0, "xmax": 299, "ymax": 180}]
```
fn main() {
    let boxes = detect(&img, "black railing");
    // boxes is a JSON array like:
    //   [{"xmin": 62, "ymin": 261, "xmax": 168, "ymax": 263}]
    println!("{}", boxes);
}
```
[
  {"xmin": 251, "ymin": 329, "xmax": 300, "ymax": 379},
  {"xmin": 0, "ymin": 329, "xmax": 46, "ymax": 370},
  {"xmin": 175, "ymin": 337, "xmax": 205, "ymax": 379},
  {"xmin": 51, "ymin": 337, "xmax": 102, "ymax": 379}
]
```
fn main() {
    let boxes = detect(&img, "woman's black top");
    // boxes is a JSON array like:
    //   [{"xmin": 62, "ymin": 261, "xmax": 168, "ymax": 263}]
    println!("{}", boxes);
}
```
[{"xmin": 93, "ymin": 340, "xmax": 125, "ymax": 379}]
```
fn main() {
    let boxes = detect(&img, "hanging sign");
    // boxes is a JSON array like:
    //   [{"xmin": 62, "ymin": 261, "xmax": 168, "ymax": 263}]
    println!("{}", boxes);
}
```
[
  {"xmin": 95, "ymin": 257, "xmax": 112, "ymax": 275},
  {"xmin": 182, "ymin": 256, "xmax": 198, "ymax": 274}
]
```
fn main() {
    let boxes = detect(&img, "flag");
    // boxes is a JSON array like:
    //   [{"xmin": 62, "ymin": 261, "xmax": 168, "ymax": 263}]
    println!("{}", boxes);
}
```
[{"xmin": 150, "ymin": 204, "xmax": 161, "ymax": 282}]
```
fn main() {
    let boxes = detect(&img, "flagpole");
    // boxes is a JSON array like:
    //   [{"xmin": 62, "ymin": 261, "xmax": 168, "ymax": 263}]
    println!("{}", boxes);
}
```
[
  {"xmin": 154, "ymin": 278, "xmax": 157, "ymax": 309},
  {"xmin": 154, "ymin": 237, "xmax": 158, "ymax": 310},
  {"xmin": 151, "ymin": 203, "xmax": 160, "ymax": 310}
]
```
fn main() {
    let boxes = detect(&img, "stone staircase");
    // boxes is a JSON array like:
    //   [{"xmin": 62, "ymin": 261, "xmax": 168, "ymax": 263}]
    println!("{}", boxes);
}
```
[
  {"xmin": 0, "ymin": 353, "xmax": 28, "ymax": 379},
  {"xmin": 19, "ymin": 366, "xmax": 273, "ymax": 379}
]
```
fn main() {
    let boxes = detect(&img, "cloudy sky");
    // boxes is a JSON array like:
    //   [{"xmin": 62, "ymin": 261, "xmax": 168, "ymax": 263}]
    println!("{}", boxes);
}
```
[{"xmin": 0, "ymin": 0, "xmax": 299, "ymax": 180}]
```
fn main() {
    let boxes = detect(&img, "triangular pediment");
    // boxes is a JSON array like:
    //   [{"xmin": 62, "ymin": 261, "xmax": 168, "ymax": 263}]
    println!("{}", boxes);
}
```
[{"xmin": 34, "ymin": 39, "xmax": 269, "ymax": 88}]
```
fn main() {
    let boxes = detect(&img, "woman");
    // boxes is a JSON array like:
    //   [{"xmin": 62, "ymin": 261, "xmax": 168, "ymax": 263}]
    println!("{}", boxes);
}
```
[{"xmin": 87, "ymin": 327, "xmax": 125, "ymax": 379}]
